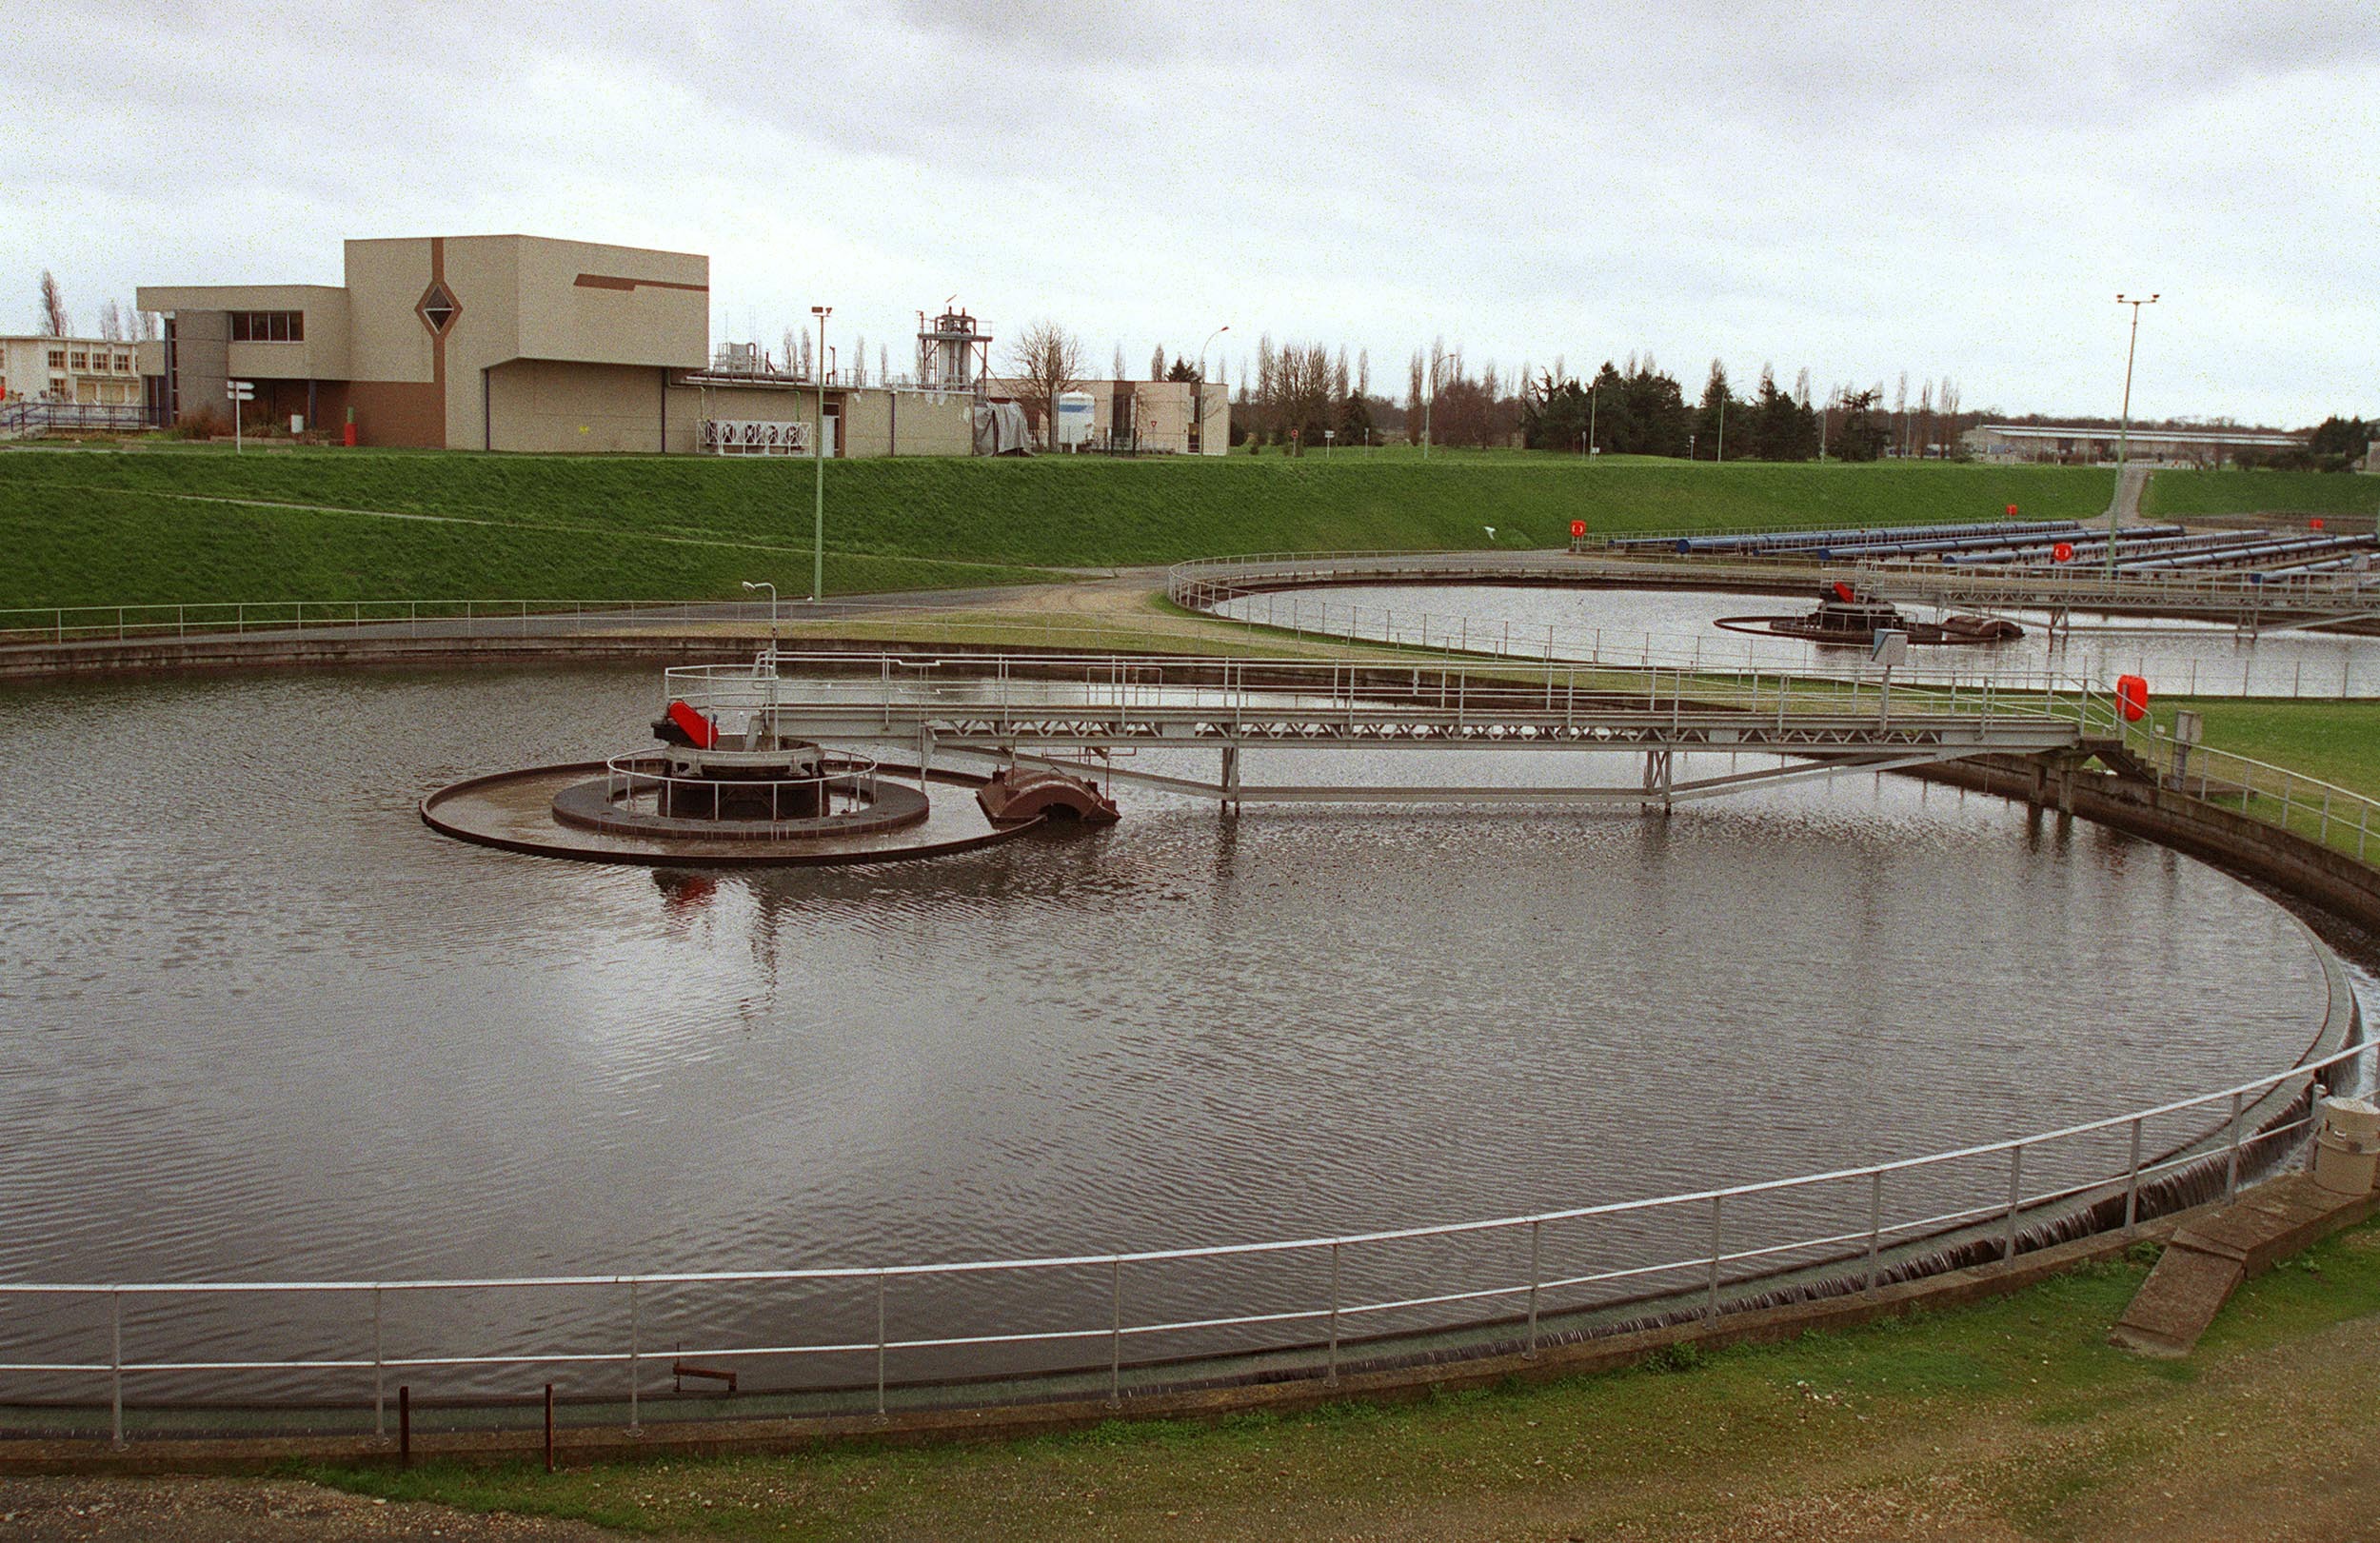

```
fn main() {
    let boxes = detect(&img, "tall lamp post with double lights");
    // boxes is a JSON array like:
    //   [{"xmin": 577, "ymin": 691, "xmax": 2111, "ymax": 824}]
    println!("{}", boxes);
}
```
[
  {"xmin": 811, "ymin": 305, "xmax": 831, "ymax": 602},
  {"xmin": 2108, "ymin": 292, "xmax": 2158, "ymax": 580},
  {"xmin": 1196, "ymin": 324, "xmax": 1228, "ymax": 454}
]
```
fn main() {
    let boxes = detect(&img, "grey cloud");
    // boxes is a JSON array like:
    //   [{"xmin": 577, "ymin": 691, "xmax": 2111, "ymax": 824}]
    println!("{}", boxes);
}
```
[{"xmin": 3, "ymin": 0, "xmax": 2372, "ymax": 423}]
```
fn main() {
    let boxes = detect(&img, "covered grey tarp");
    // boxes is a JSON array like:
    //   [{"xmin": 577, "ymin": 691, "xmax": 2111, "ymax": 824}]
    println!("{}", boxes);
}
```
[{"xmin": 973, "ymin": 400, "xmax": 1034, "ymax": 456}]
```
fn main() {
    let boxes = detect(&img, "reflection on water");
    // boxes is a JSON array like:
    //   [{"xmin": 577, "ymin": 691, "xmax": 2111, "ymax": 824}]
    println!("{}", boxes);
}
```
[
  {"xmin": 0, "ymin": 663, "xmax": 2350, "ymax": 1397},
  {"xmin": 1216, "ymin": 584, "xmax": 2380, "ymax": 698}
]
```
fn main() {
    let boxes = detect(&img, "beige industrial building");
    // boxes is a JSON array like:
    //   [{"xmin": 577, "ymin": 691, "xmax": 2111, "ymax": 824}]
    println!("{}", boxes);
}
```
[{"xmin": 137, "ymin": 233, "xmax": 1221, "ymax": 458}]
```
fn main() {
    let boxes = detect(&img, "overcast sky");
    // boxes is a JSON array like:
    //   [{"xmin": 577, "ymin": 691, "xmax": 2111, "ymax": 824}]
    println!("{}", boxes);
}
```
[{"xmin": 7, "ymin": 2, "xmax": 2373, "ymax": 425}]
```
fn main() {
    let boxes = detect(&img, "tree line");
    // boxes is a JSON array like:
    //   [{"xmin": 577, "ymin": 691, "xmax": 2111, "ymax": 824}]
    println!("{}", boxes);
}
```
[{"xmin": 1519, "ymin": 357, "xmax": 1966, "ymax": 463}]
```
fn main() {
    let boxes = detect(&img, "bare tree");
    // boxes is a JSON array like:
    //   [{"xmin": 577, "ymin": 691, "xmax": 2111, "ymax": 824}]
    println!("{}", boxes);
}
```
[
  {"xmin": 1149, "ymin": 344, "xmax": 1166, "ymax": 383},
  {"xmin": 37, "ymin": 269, "xmax": 69, "ymax": 337},
  {"xmin": 98, "ymin": 299, "xmax": 124, "ymax": 342},
  {"xmin": 1111, "ymin": 343, "xmax": 1126, "ymax": 382},
  {"xmin": 1356, "ymin": 347, "xmax": 1370, "ymax": 402},
  {"xmin": 1006, "ymin": 319, "xmax": 1086, "ymax": 448},
  {"xmin": 1406, "ymin": 349, "xmax": 1425, "ymax": 445}
]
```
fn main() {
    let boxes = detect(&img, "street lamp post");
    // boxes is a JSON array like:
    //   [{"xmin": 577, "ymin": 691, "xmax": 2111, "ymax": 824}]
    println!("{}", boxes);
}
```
[
  {"xmin": 811, "ymin": 306, "xmax": 831, "ymax": 602},
  {"xmin": 1588, "ymin": 382, "xmax": 1597, "ymax": 459},
  {"xmin": 1197, "ymin": 324, "xmax": 1228, "ymax": 455},
  {"xmin": 2109, "ymin": 292, "xmax": 2158, "ymax": 580}
]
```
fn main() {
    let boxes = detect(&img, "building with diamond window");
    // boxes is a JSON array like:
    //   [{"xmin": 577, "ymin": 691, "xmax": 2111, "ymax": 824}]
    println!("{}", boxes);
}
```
[{"xmin": 139, "ymin": 235, "xmax": 711, "ymax": 449}]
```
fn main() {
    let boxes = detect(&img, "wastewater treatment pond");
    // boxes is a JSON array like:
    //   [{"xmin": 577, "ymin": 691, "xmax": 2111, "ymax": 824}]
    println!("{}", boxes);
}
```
[{"xmin": 0, "ymin": 663, "xmax": 2359, "ymax": 1403}]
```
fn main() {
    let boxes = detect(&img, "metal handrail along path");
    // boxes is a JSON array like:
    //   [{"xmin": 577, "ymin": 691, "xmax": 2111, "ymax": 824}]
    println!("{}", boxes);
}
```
[{"xmin": 0, "ymin": 966, "xmax": 2360, "ymax": 1441}]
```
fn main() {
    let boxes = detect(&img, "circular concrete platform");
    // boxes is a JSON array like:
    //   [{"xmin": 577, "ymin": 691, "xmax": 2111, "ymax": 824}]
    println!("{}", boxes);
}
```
[{"xmin": 422, "ymin": 762, "xmax": 1040, "ymax": 866}]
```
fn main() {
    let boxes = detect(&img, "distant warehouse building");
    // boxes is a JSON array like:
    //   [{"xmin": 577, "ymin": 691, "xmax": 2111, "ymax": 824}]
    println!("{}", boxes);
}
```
[
  {"xmin": 137, "ymin": 233, "xmax": 1223, "ymax": 458},
  {"xmin": 1962, "ymin": 422, "xmax": 2309, "ymax": 467}
]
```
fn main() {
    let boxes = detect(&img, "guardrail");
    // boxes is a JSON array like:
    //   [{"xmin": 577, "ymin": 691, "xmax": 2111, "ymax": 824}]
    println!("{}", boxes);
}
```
[{"xmin": 0, "ymin": 1005, "xmax": 2359, "ymax": 1444}]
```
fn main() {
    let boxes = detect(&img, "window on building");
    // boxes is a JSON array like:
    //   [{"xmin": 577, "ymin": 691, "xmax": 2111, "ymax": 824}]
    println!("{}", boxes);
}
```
[
  {"xmin": 47, "ymin": 350, "xmax": 64, "ymax": 368},
  {"xmin": 69, "ymin": 352, "xmax": 89, "ymax": 371},
  {"xmin": 229, "ymin": 310, "xmax": 305, "ymax": 343},
  {"xmin": 113, "ymin": 354, "xmax": 131, "ymax": 372}
]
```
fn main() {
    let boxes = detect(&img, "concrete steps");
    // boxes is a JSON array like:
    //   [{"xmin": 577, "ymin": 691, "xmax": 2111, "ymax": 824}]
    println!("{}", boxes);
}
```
[{"xmin": 2110, "ymin": 1174, "xmax": 2379, "ymax": 1357}]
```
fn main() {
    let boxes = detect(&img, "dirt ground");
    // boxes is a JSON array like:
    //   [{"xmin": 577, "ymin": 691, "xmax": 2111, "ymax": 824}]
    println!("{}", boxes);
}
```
[{"xmin": 0, "ymin": 1475, "xmax": 625, "ymax": 1542}]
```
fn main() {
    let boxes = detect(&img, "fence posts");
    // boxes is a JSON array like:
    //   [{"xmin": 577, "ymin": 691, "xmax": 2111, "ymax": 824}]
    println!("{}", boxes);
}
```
[
  {"xmin": 1524, "ymin": 1221, "xmax": 1541, "ymax": 1360},
  {"xmin": 1703, "ymin": 1197, "xmax": 1723, "ymax": 1323},
  {"xmin": 2002, "ymin": 1144, "xmax": 2024, "ymax": 1264},
  {"xmin": 109, "ymin": 1289, "xmax": 124, "ymax": 1449},
  {"xmin": 2124, "ymin": 1118, "xmax": 2144, "ymax": 1235},
  {"xmin": 2226, "ymin": 1091, "xmax": 2245, "ymax": 1200},
  {"xmin": 1865, "ymin": 1171, "xmax": 1883, "ymax": 1298},
  {"xmin": 1107, "ymin": 1259, "xmax": 1123, "ymax": 1409},
  {"xmin": 626, "ymin": 1279, "xmax": 641, "ymax": 1434},
  {"xmin": 373, "ymin": 1286, "xmax": 386, "ymax": 1440},
  {"xmin": 875, "ymin": 1272, "xmax": 889, "ymax": 1418},
  {"xmin": 1327, "ymin": 1242, "xmax": 1341, "ymax": 1386}
]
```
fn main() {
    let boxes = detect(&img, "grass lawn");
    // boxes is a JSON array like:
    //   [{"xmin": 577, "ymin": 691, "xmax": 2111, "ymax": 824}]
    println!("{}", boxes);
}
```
[
  {"xmin": 2144, "ymin": 699, "xmax": 2380, "ymax": 801},
  {"xmin": 296, "ymin": 1217, "xmax": 2380, "ymax": 1541},
  {"xmin": 1, "ymin": 448, "xmax": 2116, "ymax": 608},
  {"xmin": 2144, "ymin": 467, "xmax": 2380, "ymax": 521}
]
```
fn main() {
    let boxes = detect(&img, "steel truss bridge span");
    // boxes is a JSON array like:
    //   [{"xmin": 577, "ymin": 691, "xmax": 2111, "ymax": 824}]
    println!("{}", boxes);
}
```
[{"xmin": 669, "ymin": 652, "xmax": 2105, "ymax": 808}]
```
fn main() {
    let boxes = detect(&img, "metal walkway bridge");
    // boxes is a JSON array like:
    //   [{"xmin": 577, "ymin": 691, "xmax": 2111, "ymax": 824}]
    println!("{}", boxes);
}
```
[{"xmin": 670, "ymin": 652, "xmax": 2106, "ymax": 808}]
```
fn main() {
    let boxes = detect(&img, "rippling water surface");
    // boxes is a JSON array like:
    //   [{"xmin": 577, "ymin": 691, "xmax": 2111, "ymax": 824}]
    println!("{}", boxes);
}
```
[
  {"xmin": 0, "ymin": 663, "xmax": 2351, "ymax": 1395},
  {"xmin": 1216, "ymin": 583, "xmax": 2380, "ymax": 697}
]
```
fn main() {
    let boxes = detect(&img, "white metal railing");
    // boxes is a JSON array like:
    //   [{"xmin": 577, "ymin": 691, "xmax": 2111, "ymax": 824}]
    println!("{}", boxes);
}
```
[
  {"xmin": 659, "ymin": 650, "xmax": 2123, "ymax": 747},
  {"xmin": 602, "ymin": 751, "xmax": 880, "ymax": 824},
  {"xmin": 2119, "ymin": 720, "xmax": 2380, "ymax": 866},
  {"xmin": 0, "ymin": 995, "xmax": 2360, "ymax": 1443}
]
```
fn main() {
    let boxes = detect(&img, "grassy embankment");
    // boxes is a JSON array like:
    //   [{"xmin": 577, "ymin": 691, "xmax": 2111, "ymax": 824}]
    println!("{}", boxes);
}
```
[
  {"xmin": 0, "ymin": 448, "xmax": 2119, "ymax": 609},
  {"xmin": 296, "ymin": 1217, "xmax": 2380, "ymax": 1541},
  {"xmin": 2145, "ymin": 467, "xmax": 2380, "ymax": 520}
]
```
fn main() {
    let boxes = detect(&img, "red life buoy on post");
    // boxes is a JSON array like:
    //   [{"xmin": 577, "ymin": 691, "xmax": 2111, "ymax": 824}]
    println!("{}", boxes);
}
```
[
  {"xmin": 2115, "ymin": 674, "xmax": 2149, "ymax": 722},
  {"xmin": 1570, "ymin": 519, "xmax": 1587, "ymax": 539},
  {"xmin": 2052, "ymin": 541, "xmax": 2074, "ymax": 563}
]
